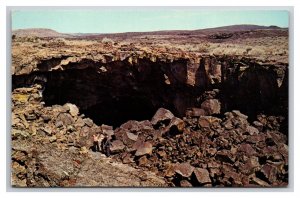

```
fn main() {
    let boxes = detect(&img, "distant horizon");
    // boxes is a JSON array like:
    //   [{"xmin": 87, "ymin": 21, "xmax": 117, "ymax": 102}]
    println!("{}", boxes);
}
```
[
  {"xmin": 12, "ymin": 9, "xmax": 289, "ymax": 34},
  {"xmin": 12, "ymin": 24, "xmax": 288, "ymax": 35}
]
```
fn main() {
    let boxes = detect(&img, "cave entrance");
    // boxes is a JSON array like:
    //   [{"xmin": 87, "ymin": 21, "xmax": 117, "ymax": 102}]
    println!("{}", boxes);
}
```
[
  {"xmin": 28, "ymin": 65, "xmax": 176, "ymax": 128},
  {"xmin": 81, "ymin": 95, "xmax": 157, "ymax": 127}
]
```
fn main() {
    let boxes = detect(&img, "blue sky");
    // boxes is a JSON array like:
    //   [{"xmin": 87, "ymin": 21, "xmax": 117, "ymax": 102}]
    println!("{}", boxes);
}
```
[{"xmin": 12, "ymin": 9, "xmax": 289, "ymax": 33}]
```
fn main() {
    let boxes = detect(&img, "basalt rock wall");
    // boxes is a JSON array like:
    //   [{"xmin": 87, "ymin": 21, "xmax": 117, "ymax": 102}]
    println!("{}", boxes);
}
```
[{"xmin": 12, "ymin": 55, "xmax": 288, "ymax": 132}]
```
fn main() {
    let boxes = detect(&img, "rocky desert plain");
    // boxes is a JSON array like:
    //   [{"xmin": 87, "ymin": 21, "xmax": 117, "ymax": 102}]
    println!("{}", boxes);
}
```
[{"xmin": 11, "ymin": 25, "xmax": 289, "ymax": 187}]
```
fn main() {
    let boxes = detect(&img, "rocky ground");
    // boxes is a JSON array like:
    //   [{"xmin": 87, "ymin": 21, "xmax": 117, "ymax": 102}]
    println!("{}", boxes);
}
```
[
  {"xmin": 11, "ymin": 85, "xmax": 166, "ymax": 187},
  {"xmin": 11, "ymin": 85, "xmax": 288, "ymax": 187},
  {"xmin": 11, "ymin": 25, "xmax": 289, "ymax": 187}
]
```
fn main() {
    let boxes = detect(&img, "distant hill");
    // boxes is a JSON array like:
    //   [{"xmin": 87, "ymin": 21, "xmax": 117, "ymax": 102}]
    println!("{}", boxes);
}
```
[
  {"xmin": 12, "ymin": 25, "xmax": 287, "ymax": 39},
  {"xmin": 12, "ymin": 28, "xmax": 73, "ymax": 38},
  {"xmin": 197, "ymin": 24, "xmax": 283, "ymax": 32}
]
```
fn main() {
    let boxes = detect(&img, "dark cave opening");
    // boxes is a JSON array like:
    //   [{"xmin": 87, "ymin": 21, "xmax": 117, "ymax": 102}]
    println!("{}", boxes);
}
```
[
  {"xmin": 42, "ymin": 84, "xmax": 159, "ymax": 127},
  {"xmin": 80, "ymin": 95, "xmax": 157, "ymax": 127},
  {"xmin": 21, "ymin": 64, "xmax": 179, "ymax": 128}
]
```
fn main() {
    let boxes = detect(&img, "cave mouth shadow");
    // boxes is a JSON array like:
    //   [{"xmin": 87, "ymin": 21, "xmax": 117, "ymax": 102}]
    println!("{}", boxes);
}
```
[
  {"xmin": 80, "ymin": 95, "xmax": 157, "ymax": 127},
  {"xmin": 37, "ymin": 67, "xmax": 176, "ymax": 128},
  {"xmin": 42, "ymin": 82, "xmax": 163, "ymax": 128}
]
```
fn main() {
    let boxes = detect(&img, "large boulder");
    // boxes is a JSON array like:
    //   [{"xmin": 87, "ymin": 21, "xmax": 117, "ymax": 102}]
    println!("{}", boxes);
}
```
[
  {"xmin": 120, "ymin": 120, "xmax": 153, "ymax": 133},
  {"xmin": 135, "ymin": 142, "xmax": 153, "ymax": 156},
  {"xmin": 101, "ymin": 124, "xmax": 114, "ymax": 137},
  {"xmin": 109, "ymin": 140, "xmax": 125, "ymax": 154},
  {"xmin": 151, "ymin": 108, "xmax": 174, "ymax": 126},
  {"xmin": 198, "ymin": 116, "xmax": 222, "ymax": 129},
  {"xmin": 63, "ymin": 103, "xmax": 79, "ymax": 117},
  {"xmin": 122, "ymin": 131, "xmax": 138, "ymax": 147},
  {"xmin": 174, "ymin": 162, "xmax": 195, "ymax": 178},
  {"xmin": 56, "ymin": 113, "xmax": 74, "ymax": 126},
  {"xmin": 83, "ymin": 118, "xmax": 94, "ymax": 127},
  {"xmin": 193, "ymin": 168, "xmax": 211, "ymax": 185},
  {"xmin": 201, "ymin": 99, "xmax": 221, "ymax": 115}
]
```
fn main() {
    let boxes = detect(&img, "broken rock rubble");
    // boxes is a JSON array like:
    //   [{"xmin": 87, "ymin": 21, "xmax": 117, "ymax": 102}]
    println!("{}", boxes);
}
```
[
  {"xmin": 11, "ymin": 86, "xmax": 288, "ymax": 187},
  {"xmin": 106, "ymin": 108, "xmax": 288, "ymax": 187},
  {"xmin": 11, "ymin": 86, "xmax": 166, "ymax": 187}
]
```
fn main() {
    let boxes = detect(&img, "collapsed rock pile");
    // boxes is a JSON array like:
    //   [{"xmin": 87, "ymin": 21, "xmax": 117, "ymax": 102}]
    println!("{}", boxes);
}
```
[
  {"xmin": 106, "ymin": 107, "xmax": 288, "ymax": 187},
  {"xmin": 12, "ymin": 84, "xmax": 101, "ymax": 148},
  {"xmin": 11, "ymin": 85, "xmax": 166, "ymax": 187},
  {"xmin": 11, "ymin": 84, "xmax": 288, "ymax": 187}
]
